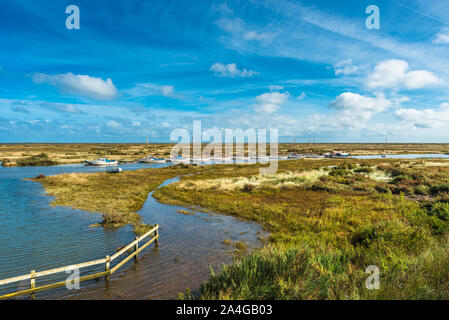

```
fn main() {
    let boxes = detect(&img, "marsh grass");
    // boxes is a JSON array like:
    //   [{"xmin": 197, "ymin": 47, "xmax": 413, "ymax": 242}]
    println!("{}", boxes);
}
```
[
  {"xmin": 155, "ymin": 159, "xmax": 449, "ymax": 299},
  {"xmin": 16, "ymin": 153, "xmax": 58, "ymax": 166},
  {"xmin": 31, "ymin": 165, "xmax": 203, "ymax": 232}
]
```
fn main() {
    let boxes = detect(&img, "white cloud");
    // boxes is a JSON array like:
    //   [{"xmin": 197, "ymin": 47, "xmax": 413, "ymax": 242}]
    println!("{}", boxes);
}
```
[
  {"xmin": 33, "ymin": 73, "xmax": 118, "ymax": 100},
  {"xmin": 40, "ymin": 102, "xmax": 84, "ymax": 114},
  {"xmin": 269, "ymin": 85, "xmax": 284, "ymax": 91},
  {"xmin": 329, "ymin": 92, "xmax": 391, "ymax": 120},
  {"xmin": 161, "ymin": 85, "xmax": 174, "ymax": 96},
  {"xmin": 254, "ymin": 91, "xmax": 289, "ymax": 115},
  {"xmin": 395, "ymin": 103, "xmax": 449, "ymax": 128},
  {"xmin": 106, "ymin": 120, "xmax": 120, "ymax": 128},
  {"xmin": 215, "ymin": 16, "xmax": 276, "ymax": 45},
  {"xmin": 244, "ymin": 31, "xmax": 273, "ymax": 41},
  {"xmin": 297, "ymin": 92, "xmax": 307, "ymax": 100},
  {"xmin": 403, "ymin": 70, "xmax": 440, "ymax": 90},
  {"xmin": 367, "ymin": 60, "xmax": 440, "ymax": 90},
  {"xmin": 433, "ymin": 27, "xmax": 449, "ymax": 44},
  {"xmin": 125, "ymin": 83, "xmax": 175, "ymax": 98},
  {"xmin": 210, "ymin": 63, "xmax": 258, "ymax": 78},
  {"xmin": 334, "ymin": 60, "xmax": 358, "ymax": 76}
]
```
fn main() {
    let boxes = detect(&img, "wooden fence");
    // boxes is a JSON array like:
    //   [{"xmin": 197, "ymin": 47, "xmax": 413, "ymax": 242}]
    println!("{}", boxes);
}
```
[{"xmin": 0, "ymin": 225, "xmax": 159, "ymax": 300}]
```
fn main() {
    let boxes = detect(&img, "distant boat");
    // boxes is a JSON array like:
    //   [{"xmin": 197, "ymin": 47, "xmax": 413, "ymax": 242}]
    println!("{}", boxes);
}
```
[
  {"xmin": 288, "ymin": 153, "xmax": 303, "ymax": 159},
  {"xmin": 210, "ymin": 157, "xmax": 233, "ymax": 161},
  {"xmin": 170, "ymin": 155, "xmax": 191, "ymax": 163},
  {"xmin": 107, "ymin": 167, "xmax": 122, "ymax": 173},
  {"xmin": 270, "ymin": 155, "xmax": 288, "ymax": 160},
  {"xmin": 86, "ymin": 158, "xmax": 118, "ymax": 166},
  {"xmin": 191, "ymin": 157, "xmax": 211, "ymax": 162},
  {"xmin": 305, "ymin": 154, "xmax": 325, "ymax": 159},
  {"xmin": 329, "ymin": 151, "xmax": 352, "ymax": 159},
  {"xmin": 381, "ymin": 154, "xmax": 387, "ymax": 158},
  {"xmin": 139, "ymin": 156, "xmax": 166, "ymax": 163}
]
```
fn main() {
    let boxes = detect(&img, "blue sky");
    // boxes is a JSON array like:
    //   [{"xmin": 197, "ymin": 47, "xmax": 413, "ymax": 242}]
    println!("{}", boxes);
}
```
[{"xmin": 1, "ymin": 0, "xmax": 449, "ymax": 142}]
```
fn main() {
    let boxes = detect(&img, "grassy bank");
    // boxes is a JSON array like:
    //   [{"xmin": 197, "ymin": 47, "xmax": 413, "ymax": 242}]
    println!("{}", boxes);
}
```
[
  {"xmin": 31, "ymin": 164, "xmax": 202, "ymax": 234},
  {"xmin": 152, "ymin": 159, "xmax": 449, "ymax": 299}
]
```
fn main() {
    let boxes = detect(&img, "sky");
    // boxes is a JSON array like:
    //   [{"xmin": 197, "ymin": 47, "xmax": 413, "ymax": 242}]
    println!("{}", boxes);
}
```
[{"xmin": 1, "ymin": 0, "xmax": 449, "ymax": 143}]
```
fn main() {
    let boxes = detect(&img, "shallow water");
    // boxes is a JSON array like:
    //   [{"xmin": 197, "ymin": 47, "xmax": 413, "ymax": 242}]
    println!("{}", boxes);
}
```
[
  {"xmin": 0, "ymin": 163, "xmax": 266, "ymax": 299},
  {"xmin": 353, "ymin": 154, "xmax": 449, "ymax": 160}
]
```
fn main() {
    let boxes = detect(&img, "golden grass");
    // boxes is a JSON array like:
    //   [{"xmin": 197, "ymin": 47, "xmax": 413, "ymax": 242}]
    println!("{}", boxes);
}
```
[{"xmin": 31, "ymin": 165, "xmax": 202, "ymax": 219}]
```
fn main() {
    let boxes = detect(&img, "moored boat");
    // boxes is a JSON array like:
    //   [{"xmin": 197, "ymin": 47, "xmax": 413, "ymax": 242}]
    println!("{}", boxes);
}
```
[
  {"xmin": 139, "ymin": 156, "xmax": 166, "ymax": 163},
  {"xmin": 170, "ymin": 155, "xmax": 191, "ymax": 163},
  {"xmin": 107, "ymin": 167, "xmax": 122, "ymax": 173},
  {"xmin": 87, "ymin": 158, "xmax": 118, "ymax": 166},
  {"xmin": 288, "ymin": 153, "xmax": 303, "ymax": 159}
]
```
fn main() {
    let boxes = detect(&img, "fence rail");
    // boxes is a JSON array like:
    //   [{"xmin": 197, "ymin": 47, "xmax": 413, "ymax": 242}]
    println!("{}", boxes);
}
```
[{"xmin": 0, "ymin": 224, "xmax": 159, "ymax": 300}]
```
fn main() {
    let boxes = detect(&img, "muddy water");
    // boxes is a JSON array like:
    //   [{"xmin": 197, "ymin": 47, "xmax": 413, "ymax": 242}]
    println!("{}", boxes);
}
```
[{"xmin": 0, "ymin": 164, "xmax": 266, "ymax": 299}]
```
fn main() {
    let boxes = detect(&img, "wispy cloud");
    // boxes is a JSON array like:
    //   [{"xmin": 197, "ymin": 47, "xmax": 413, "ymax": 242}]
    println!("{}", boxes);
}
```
[
  {"xmin": 124, "ymin": 83, "xmax": 176, "ymax": 98},
  {"xmin": 210, "ymin": 63, "xmax": 258, "ymax": 78},
  {"xmin": 433, "ymin": 27, "xmax": 449, "ymax": 44}
]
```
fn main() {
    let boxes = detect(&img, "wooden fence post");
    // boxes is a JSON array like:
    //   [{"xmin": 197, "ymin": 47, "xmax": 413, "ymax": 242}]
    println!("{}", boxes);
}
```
[
  {"xmin": 105, "ymin": 255, "xmax": 110, "ymax": 282},
  {"xmin": 155, "ymin": 225, "xmax": 159, "ymax": 247},
  {"xmin": 134, "ymin": 237, "xmax": 139, "ymax": 261},
  {"xmin": 30, "ymin": 270, "xmax": 36, "ymax": 300}
]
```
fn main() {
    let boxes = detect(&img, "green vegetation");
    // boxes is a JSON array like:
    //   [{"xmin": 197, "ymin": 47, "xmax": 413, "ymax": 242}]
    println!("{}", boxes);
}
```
[
  {"xmin": 28, "ymin": 153, "xmax": 449, "ymax": 299},
  {"xmin": 16, "ymin": 153, "xmax": 58, "ymax": 166},
  {"xmin": 31, "ymin": 165, "xmax": 203, "ymax": 234},
  {"xmin": 155, "ymin": 159, "xmax": 449, "ymax": 299}
]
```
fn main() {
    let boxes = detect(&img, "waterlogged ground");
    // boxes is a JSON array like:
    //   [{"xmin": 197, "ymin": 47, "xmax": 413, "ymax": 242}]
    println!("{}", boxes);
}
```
[
  {"xmin": 2, "ymin": 154, "xmax": 449, "ymax": 299},
  {"xmin": 0, "ymin": 164, "xmax": 266, "ymax": 299}
]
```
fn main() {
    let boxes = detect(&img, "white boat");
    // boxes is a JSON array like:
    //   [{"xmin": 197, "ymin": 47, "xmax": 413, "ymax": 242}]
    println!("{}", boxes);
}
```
[
  {"xmin": 191, "ymin": 157, "xmax": 211, "ymax": 162},
  {"xmin": 210, "ymin": 157, "xmax": 233, "ymax": 163},
  {"xmin": 88, "ymin": 158, "xmax": 118, "ymax": 166},
  {"xmin": 107, "ymin": 167, "xmax": 122, "ymax": 173},
  {"xmin": 269, "ymin": 155, "xmax": 288, "ymax": 160},
  {"xmin": 170, "ymin": 155, "xmax": 191, "ymax": 163},
  {"xmin": 288, "ymin": 153, "xmax": 303, "ymax": 159},
  {"xmin": 139, "ymin": 156, "xmax": 166, "ymax": 163},
  {"xmin": 305, "ymin": 154, "xmax": 325, "ymax": 159}
]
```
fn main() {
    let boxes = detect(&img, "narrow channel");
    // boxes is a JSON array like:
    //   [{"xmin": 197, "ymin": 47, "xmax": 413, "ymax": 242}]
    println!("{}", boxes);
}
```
[{"xmin": 0, "ymin": 164, "xmax": 267, "ymax": 299}]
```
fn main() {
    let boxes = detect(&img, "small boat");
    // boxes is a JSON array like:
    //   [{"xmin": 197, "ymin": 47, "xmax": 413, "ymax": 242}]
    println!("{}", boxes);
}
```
[
  {"xmin": 191, "ymin": 157, "xmax": 211, "ymax": 163},
  {"xmin": 107, "ymin": 167, "xmax": 122, "ymax": 173},
  {"xmin": 288, "ymin": 153, "xmax": 303, "ymax": 159},
  {"xmin": 269, "ymin": 155, "xmax": 288, "ymax": 160},
  {"xmin": 170, "ymin": 155, "xmax": 191, "ymax": 163},
  {"xmin": 305, "ymin": 154, "xmax": 325, "ymax": 159},
  {"xmin": 329, "ymin": 151, "xmax": 352, "ymax": 159},
  {"xmin": 381, "ymin": 154, "xmax": 387, "ymax": 158},
  {"xmin": 139, "ymin": 156, "xmax": 166, "ymax": 163},
  {"xmin": 88, "ymin": 158, "xmax": 118, "ymax": 166},
  {"xmin": 210, "ymin": 157, "xmax": 233, "ymax": 163}
]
